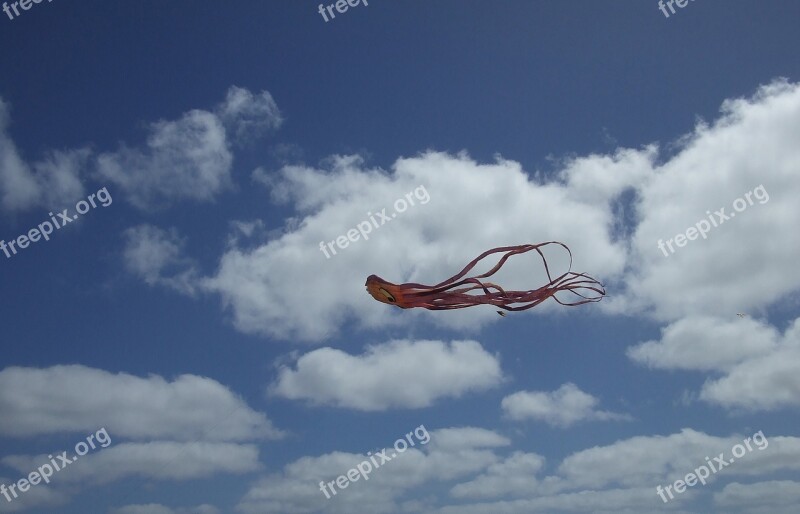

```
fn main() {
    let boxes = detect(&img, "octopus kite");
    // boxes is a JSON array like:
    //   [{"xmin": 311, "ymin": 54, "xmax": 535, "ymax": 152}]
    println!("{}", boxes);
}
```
[{"xmin": 365, "ymin": 242, "xmax": 605, "ymax": 312}]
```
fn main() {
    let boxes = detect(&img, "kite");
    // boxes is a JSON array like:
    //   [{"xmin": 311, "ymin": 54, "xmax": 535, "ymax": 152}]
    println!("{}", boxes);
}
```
[{"xmin": 365, "ymin": 242, "xmax": 605, "ymax": 312}]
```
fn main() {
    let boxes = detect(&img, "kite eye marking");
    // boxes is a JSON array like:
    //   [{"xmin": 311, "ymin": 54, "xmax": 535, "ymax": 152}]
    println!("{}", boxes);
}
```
[{"xmin": 379, "ymin": 288, "xmax": 396, "ymax": 303}]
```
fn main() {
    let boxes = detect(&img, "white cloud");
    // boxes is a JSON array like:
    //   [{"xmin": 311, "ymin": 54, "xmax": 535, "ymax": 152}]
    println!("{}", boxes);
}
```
[
  {"xmin": 627, "ymin": 315, "xmax": 779, "ymax": 372},
  {"xmin": 553, "ymin": 428, "xmax": 784, "ymax": 491},
  {"xmin": 0, "ymin": 474, "xmax": 69, "ymax": 512},
  {"xmin": 426, "ymin": 427, "xmax": 510, "ymax": 451},
  {"xmin": 30, "ymin": 148, "xmax": 90, "ymax": 207},
  {"xmin": 615, "ymin": 79, "xmax": 800, "ymax": 321},
  {"xmin": 270, "ymin": 339, "xmax": 504, "ymax": 410},
  {"xmin": 714, "ymin": 480, "xmax": 800, "ymax": 514},
  {"xmin": 501, "ymin": 383, "xmax": 629, "ymax": 427},
  {"xmin": 435, "ymin": 487, "xmax": 689, "ymax": 514},
  {"xmin": 3, "ymin": 442, "xmax": 260, "ymax": 484},
  {"xmin": 2, "ymin": 86, "xmax": 281, "ymax": 213},
  {"xmin": 231, "ymin": 425, "xmax": 799, "ymax": 514},
  {"xmin": 438, "ymin": 429, "xmax": 792, "ymax": 512},
  {"xmin": 226, "ymin": 219, "xmax": 268, "ymax": 249},
  {"xmin": 0, "ymin": 365, "xmax": 282, "ymax": 441},
  {"xmin": 123, "ymin": 224, "xmax": 199, "ymax": 295},
  {"xmin": 96, "ymin": 108, "xmax": 233, "ymax": 209},
  {"xmin": 216, "ymin": 86, "xmax": 283, "ymax": 142},
  {"xmin": 628, "ymin": 316, "xmax": 800, "ymax": 411},
  {"xmin": 0, "ymin": 97, "xmax": 39, "ymax": 211},
  {"xmin": 203, "ymin": 152, "xmax": 623, "ymax": 342},
  {"xmin": 699, "ymin": 318, "xmax": 800, "ymax": 410},
  {"xmin": 0, "ymin": 97, "xmax": 89, "ymax": 212},
  {"xmin": 557, "ymin": 145, "xmax": 655, "ymax": 206},
  {"xmin": 0, "ymin": 365, "xmax": 272, "ymax": 508},
  {"xmin": 449, "ymin": 451, "xmax": 546, "ymax": 499},
  {"xmin": 236, "ymin": 426, "xmax": 508, "ymax": 514},
  {"xmin": 729, "ymin": 434, "xmax": 800, "ymax": 476}
]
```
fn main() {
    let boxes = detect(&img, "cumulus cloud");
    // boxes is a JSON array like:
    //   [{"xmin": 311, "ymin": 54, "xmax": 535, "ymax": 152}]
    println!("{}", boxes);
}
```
[
  {"xmin": 122, "ymin": 224, "xmax": 200, "ymax": 295},
  {"xmin": 699, "ymin": 318, "xmax": 800, "ymax": 410},
  {"xmin": 501, "ymin": 383, "xmax": 629, "ymax": 427},
  {"xmin": 435, "ymin": 429, "xmax": 792, "ymax": 513},
  {"xmin": 3, "ymin": 442, "xmax": 260, "ymax": 485},
  {"xmin": 556, "ymin": 145, "xmax": 655, "ymax": 206},
  {"xmin": 232, "ymin": 425, "xmax": 799, "ymax": 514},
  {"xmin": 236, "ymin": 426, "xmax": 508, "ymax": 514},
  {"xmin": 270, "ymin": 339, "xmax": 504, "ymax": 410},
  {"xmin": 203, "ymin": 151, "xmax": 623, "ymax": 342},
  {"xmin": 0, "ymin": 365, "xmax": 282, "ymax": 441},
  {"xmin": 449, "ymin": 451, "xmax": 546, "ymax": 499},
  {"xmin": 0, "ymin": 97, "xmax": 89, "ymax": 212},
  {"xmin": 554, "ymin": 428, "xmax": 779, "ymax": 491},
  {"xmin": 426, "ymin": 427, "xmax": 510, "ymax": 451},
  {"xmin": 627, "ymin": 315, "xmax": 779, "ymax": 372},
  {"xmin": 0, "ymin": 365, "xmax": 272, "ymax": 509},
  {"xmin": 628, "ymin": 316, "xmax": 800, "ymax": 411},
  {"xmin": 616, "ymin": 79, "xmax": 800, "ymax": 321},
  {"xmin": 436, "ymin": 487, "xmax": 688, "ymax": 514}
]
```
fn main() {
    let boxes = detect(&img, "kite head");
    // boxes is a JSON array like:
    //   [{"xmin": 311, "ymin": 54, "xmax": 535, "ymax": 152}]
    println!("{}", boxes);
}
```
[{"xmin": 365, "ymin": 274, "xmax": 408, "ymax": 308}]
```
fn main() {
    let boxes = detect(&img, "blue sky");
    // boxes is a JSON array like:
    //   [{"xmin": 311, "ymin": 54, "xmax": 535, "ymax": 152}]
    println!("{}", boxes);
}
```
[{"xmin": 1, "ymin": 1, "xmax": 800, "ymax": 513}]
